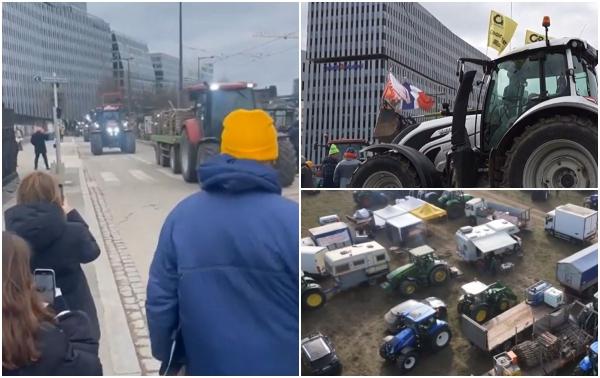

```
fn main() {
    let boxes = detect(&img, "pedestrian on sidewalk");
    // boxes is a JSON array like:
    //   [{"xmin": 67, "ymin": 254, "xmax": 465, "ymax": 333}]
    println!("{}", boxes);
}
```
[
  {"xmin": 320, "ymin": 143, "xmax": 340, "ymax": 188},
  {"xmin": 4, "ymin": 172, "xmax": 102, "ymax": 342},
  {"xmin": 30, "ymin": 127, "xmax": 50, "ymax": 170},
  {"xmin": 147, "ymin": 109, "xmax": 298, "ymax": 376},
  {"xmin": 2, "ymin": 231, "xmax": 102, "ymax": 376},
  {"xmin": 333, "ymin": 147, "xmax": 360, "ymax": 188}
]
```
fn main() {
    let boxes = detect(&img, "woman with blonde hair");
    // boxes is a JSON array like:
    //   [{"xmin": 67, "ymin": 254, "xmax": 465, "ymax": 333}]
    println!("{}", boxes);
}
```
[
  {"xmin": 2, "ymin": 231, "xmax": 102, "ymax": 375},
  {"xmin": 4, "ymin": 171, "xmax": 101, "ymax": 341}
]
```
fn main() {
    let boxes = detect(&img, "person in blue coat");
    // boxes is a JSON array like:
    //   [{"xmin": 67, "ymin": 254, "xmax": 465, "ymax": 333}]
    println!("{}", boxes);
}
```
[{"xmin": 146, "ymin": 109, "xmax": 299, "ymax": 376}]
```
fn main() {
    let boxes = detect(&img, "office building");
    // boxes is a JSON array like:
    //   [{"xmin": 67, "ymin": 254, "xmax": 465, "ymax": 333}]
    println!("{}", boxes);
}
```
[
  {"xmin": 303, "ymin": 2, "xmax": 487, "ymax": 162},
  {"xmin": 150, "ymin": 52, "xmax": 179, "ymax": 91},
  {"xmin": 2, "ymin": 2, "xmax": 112, "ymax": 121},
  {"xmin": 111, "ymin": 31, "xmax": 156, "ymax": 108}
]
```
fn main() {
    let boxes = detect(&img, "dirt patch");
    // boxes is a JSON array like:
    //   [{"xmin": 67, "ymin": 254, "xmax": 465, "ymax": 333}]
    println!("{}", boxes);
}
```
[{"xmin": 301, "ymin": 190, "xmax": 596, "ymax": 376}]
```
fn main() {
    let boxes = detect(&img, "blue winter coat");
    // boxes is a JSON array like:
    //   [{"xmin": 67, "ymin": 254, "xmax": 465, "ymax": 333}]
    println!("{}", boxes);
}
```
[{"xmin": 146, "ymin": 154, "xmax": 299, "ymax": 376}]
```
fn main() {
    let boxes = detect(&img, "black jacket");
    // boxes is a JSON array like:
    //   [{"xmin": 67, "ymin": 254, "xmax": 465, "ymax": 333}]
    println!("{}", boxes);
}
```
[
  {"xmin": 30, "ymin": 132, "xmax": 48, "ymax": 153},
  {"xmin": 2, "ymin": 310, "xmax": 102, "ymax": 376},
  {"xmin": 4, "ymin": 202, "xmax": 101, "ymax": 341},
  {"xmin": 320, "ymin": 156, "xmax": 339, "ymax": 188}
]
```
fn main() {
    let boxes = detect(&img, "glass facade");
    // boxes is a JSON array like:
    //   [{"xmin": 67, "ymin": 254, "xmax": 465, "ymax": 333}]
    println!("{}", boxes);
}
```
[
  {"xmin": 150, "ymin": 53, "xmax": 179, "ymax": 91},
  {"xmin": 302, "ymin": 2, "xmax": 489, "ymax": 163},
  {"xmin": 2, "ymin": 2, "xmax": 112, "ymax": 120}
]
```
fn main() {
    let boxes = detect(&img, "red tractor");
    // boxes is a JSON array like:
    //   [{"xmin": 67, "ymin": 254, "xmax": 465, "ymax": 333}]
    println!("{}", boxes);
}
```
[{"xmin": 151, "ymin": 82, "xmax": 297, "ymax": 186}]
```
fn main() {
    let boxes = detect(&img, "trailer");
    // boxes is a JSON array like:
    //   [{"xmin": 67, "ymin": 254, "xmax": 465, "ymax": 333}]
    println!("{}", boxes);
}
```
[
  {"xmin": 544, "ymin": 204, "xmax": 598, "ymax": 243},
  {"xmin": 308, "ymin": 222, "xmax": 352, "ymax": 251},
  {"xmin": 465, "ymin": 198, "xmax": 531, "ymax": 229},
  {"xmin": 556, "ymin": 243, "xmax": 598, "ymax": 297},
  {"xmin": 455, "ymin": 220, "xmax": 522, "ymax": 265},
  {"xmin": 301, "ymin": 245, "xmax": 329, "ymax": 277},
  {"xmin": 487, "ymin": 301, "xmax": 595, "ymax": 375},
  {"xmin": 324, "ymin": 241, "xmax": 390, "ymax": 291},
  {"xmin": 460, "ymin": 300, "xmax": 556, "ymax": 353}
]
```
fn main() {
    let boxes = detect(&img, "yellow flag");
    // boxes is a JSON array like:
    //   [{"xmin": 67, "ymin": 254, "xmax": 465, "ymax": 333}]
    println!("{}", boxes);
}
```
[
  {"xmin": 487, "ymin": 10, "xmax": 518, "ymax": 54},
  {"xmin": 525, "ymin": 30, "xmax": 547, "ymax": 44}
]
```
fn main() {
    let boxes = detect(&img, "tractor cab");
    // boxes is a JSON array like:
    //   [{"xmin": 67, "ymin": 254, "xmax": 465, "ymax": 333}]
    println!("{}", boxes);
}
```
[
  {"xmin": 187, "ymin": 81, "xmax": 256, "ymax": 139},
  {"xmin": 462, "ymin": 37, "xmax": 599, "ymax": 150},
  {"xmin": 408, "ymin": 245, "xmax": 438, "ymax": 266},
  {"xmin": 459, "ymin": 280, "xmax": 488, "ymax": 302},
  {"xmin": 384, "ymin": 297, "xmax": 448, "ymax": 333}
]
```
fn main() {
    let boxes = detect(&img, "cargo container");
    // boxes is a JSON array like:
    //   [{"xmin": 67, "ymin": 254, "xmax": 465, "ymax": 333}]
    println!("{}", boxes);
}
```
[
  {"xmin": 556, "ymin": 243, "xmax": 598, "ymax": 296},
  {"xmin": 544, "ymin": 204, "xmax": 598, "ymax": 243},
  {"xmin": 308, "ymin": 222, "xmax": 352, "ymax": 251}
]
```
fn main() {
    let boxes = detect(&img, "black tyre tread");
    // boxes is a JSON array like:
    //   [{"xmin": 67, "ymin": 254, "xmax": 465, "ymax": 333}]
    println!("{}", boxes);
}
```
[
  {"xmin": 396, "ymin": 351, "xmax": 418, "ymax": 372},
  {"xmin": 500, "ymin": 114, "xmax": 597, "ymax": 188},
  {"xmin": 399, "ymin": 280, "xmax": 417, "ymax": 296},
  {"xmin": 154, "ymin": 143, "xmax": 161, "ymax": 165},
  {"xmin": 196, "ymin": 141, "xmax": 220, "ymax": 169},
  {"xmin": 170, "ymin": 145, "xmax": 182, "ymax": 174},
  {"xmin": 350, "ymin": 153, "xmax": 420, "ymax": 188},
  {"xmin": 428, "ymin": 265, "xmax": 448, "ymax": 286},
  {"xmin": 430, "ymin": 326, "xmax": 452, "ymax": 351},
  {"xmin": 90, "ymin": 134, "xmax": 103, "ymax": 155},
  {"xmin": 275, "ymin": 138, "xmax": 297, "ymax": 187},
  {"xmin": 181, "ymin": 129, "xmax": 198, "ymax": 183}
]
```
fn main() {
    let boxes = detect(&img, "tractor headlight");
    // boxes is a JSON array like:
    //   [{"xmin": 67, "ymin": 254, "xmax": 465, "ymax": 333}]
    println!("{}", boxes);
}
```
[
  {"xmin": 93, "ymin": 122, "xmax": 100, "ymax": 129},
  {"xmin": 209, "ymin": 83, "xmax": 220, "ymax": 91},
  {"xmin": 122, "ymin": 121, "xmax": 128, "ymax": 128},
  {"xmin": 114, "ymin": 127, "xmax": 120, "ymax": 135}
]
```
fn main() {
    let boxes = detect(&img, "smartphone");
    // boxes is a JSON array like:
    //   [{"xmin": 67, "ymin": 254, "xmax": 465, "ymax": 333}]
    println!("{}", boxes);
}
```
[
  {"xmin": 34, "ymin": 269, "xmax": 56, "ymax": 305},
  {"xmin": 58, "ymin": 183, "xmax": 65, "ymax": 205}
]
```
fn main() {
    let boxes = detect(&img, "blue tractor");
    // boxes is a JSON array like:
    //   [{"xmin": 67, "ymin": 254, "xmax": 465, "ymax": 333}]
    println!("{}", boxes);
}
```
[
  {"xmin": 575, "ymin": 341, "xmax": 598, "ymax": 376},
  {"xmin": 379, "ymin": 300, "xmax": 452, "ymax": 374}
]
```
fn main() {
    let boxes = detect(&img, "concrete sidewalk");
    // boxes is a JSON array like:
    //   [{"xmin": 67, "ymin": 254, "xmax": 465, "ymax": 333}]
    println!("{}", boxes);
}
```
[{"xmin": 2, "ymin": 139, "xmax": 141, "ymax": 375}]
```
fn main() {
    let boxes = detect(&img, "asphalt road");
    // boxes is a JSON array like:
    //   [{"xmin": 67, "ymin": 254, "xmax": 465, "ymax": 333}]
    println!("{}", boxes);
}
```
[{"xmin": 3, "ymin": 137, "xmax": 299, "ymax": 375}]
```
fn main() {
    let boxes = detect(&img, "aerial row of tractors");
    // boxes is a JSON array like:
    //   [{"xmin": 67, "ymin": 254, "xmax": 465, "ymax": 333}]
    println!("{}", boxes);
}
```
[{"xmin": 301, "ymin": 192, "xmax": 598, "ymax": 376}]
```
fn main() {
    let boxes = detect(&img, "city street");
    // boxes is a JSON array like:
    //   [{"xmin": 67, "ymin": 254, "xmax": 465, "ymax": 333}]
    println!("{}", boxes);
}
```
[{"xmin": 3, "ymin": 138, "xmax": 298, "ymax": 375}]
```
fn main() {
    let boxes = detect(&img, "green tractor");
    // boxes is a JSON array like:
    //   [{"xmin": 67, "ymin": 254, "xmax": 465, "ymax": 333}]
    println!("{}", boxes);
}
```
[
  {"xmin": 301, "ymin": 274, "xmax": 326, "ymax": 310},
  {"xmin": 424, "ymin": 191, "xmax": 473, "ymax": 219},
  {"xmin": 457, "ymin": 280, "xmax": 517, "ymax": 324},
  {"xmin": 381, "ymin": 245, "xmax": 451, "ymax": 296}
]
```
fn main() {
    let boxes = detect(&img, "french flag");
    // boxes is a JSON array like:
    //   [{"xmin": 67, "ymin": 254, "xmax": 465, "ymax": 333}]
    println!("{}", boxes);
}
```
[{"xmin": 401, "ymin": 82, "xmax": 435, "ymax": 111}]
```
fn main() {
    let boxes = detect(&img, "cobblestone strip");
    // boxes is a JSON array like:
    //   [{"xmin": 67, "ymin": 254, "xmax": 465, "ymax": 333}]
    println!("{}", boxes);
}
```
[{"xmin": 84, "ymin": 169, "xmax": 160, "ymax": 375}]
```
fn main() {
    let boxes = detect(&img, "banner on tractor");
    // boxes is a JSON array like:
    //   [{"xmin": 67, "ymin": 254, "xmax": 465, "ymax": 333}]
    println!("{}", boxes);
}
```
[
  {"xmin": 487, "ymin": 10, "xmax": 518, "ymax": 54},
  {"xmin": 382, "ymin": 72, "xmax": 435, "ymax": 112},
  {"xmin": 525, "ymin": 30, "xmax": 549, "ymax": 44}
]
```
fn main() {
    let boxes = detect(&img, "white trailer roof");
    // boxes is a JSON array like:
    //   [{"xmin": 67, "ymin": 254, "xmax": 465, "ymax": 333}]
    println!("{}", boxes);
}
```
[
  {"xmin": 325, "ymin": 241, "xmax": 387, "ymax": 263},
  {"xmin": 556, "ymin": 204, "xmax": 598, "ymax": 217},
  {"xmin": 309, "ymin": 221, "xmax": 349, "ymax": 236},
  {"xmin": 558, "ymin": 243, "xmax": 598, "ymax": 272},
  {"xmin": 301, "ymin": 245, "xmax": 327, "ymax": 256},
  {"xmin": 373, "ymin": 205, "xmax": 407, "ymax": 220},
  {"xmin": 394, "ymin": 196, "xmax": 427, "ymax": 212},
  {"xmin": 387, "ymin": 213, "xmax": 423, "ymax": 230},
  {"xmin": 485, "ymin": 219, "xmax": 519, "ymax": 233},
  {"xmin": 472, "ymin": 232, "xmax": 517, "ymax": 254}
]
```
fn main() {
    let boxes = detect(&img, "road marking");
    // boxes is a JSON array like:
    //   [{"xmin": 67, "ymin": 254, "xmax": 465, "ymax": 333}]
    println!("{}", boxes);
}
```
[
  {"xmin": 130, "ymin": 155, "xmax": 153, "ymax": 165},
  {"xmin": 100, "ymin": 171, "xmax": 120, "ymax": 183},
  {"xmin": 128, "ymin": 169, "xmax": 156, "ymax": 182},
  {"xmin": 154, "ymin": 168, "xmax": 182, "ymax": 181}
]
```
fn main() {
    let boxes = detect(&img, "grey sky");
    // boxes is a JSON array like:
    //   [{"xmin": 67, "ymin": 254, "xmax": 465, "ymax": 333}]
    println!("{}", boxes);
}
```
[
  {"xmin": 88, "ymin": 2, "xmax": 299, "ymax": 95},
  {"xmin": 300, "ymin": 2, "xmax": 598, "ymax": 56}
]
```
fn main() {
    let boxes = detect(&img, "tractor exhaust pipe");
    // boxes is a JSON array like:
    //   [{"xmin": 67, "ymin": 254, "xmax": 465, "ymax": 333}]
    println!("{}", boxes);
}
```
[{"xmin": 449, "ymin": 70, "xmax": 478, "ymax": 187}]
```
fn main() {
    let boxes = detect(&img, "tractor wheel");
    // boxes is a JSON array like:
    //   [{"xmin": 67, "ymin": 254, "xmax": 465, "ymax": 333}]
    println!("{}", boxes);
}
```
[
  {"xmin": 428, "ymin": 265, "xmax": 449, "ymax": 286},
  {"xmin": 123, "ymin": 131, "xmax": 136, "ymax": 154},
  {"xmin": 156, "ymin": 144, "xmax": 169, "ymax": 167},
  {"xmin": 430, "ymin": 326, "xmax": 452, "ymax": 351},
  {"xmin": 500, "ymin": 115, "xmax": 597, "ymax": 188},
  {"xmin": 396, "ymin": 351, "xmax": 418, "ymax": 373},
  {"xmin": 446, "ymin": 202, "xmax": 465, "ymax": 219},
  {"xmin": 180, "ymin": 128, "xmax": 198, "ymax": 183},
  {"xmin": 497, "ymin": 298, "xmax": 511, "ymax": 313},
  {"xmin": 302, "ymin": 288, "xmax": 326, "ymax": 310},
  {"xmin": 467, "ymin": 216, "xmax": 477, "ymax": 226},
  {"xmin": 350, "ymin": 153, "xmax": 421, "ymax": 188},
  {"xmin": 90, "ymin": 133, "xmax": 103, "ymax": 155},
  {"xmin": 399, "ymin": 280, "xmax": 417, "ymax": 296},
  {"xmin": 379, "ymin": 344, "xmax": 391, "ymax": 361},
  {"xmin": 196, "ymin": 141, "xmax": 219, "ymax": 171},
  {"xmin": 275, "ymin": 137, "xmax": 297, "ymax": 187},
  {"xmin": 471, "ymin": 303, "xmax": 490, "ymax": 324},
  {"xmin": 457, "ymin": 297, "xmax": 469, "ymax": 316},
  {"xmin": 83, "ymin": 133, "xmax": 90, "ymax": 142},
  {"xmin": 154, "ymin": 143, "xmax": 161, "ymax": 165},
  {"xmin": 170, "ymin": 145, "xmax": 181, "ymax": 174}
]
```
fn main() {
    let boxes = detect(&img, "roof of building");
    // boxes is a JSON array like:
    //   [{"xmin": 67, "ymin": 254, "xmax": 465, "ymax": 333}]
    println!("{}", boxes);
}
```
[{"xmin": 557, "ymin": 243, "xmax": 598, "ymax": 272}]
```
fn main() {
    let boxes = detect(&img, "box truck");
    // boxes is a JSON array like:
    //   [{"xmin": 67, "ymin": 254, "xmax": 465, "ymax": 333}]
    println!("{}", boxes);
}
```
[{"xmin": 545, "ymin": 204, "xmax": 598, "ymax": 243}]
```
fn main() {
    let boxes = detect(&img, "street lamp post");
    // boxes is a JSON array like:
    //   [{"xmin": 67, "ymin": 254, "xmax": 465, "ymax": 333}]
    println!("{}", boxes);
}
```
[{"xmin": 35, "ymin": 72, "xmax": 68, "ymax": 180}]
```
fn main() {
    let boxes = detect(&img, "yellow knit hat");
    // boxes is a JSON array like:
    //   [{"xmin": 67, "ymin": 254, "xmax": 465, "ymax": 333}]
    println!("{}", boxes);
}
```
[{"xmin": 221, "ymin": 109, "xmax": 278, "ymax": 161}]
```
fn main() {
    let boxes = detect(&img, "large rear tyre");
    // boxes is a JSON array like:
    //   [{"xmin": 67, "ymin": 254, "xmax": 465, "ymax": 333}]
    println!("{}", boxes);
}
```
[
  {"xmin": 501, "ymin": 115, "xmax": 597, "ymax": 188},
  {"xmin": 350, "ymin": 154, "xmax": 420, "ymax": 188},
  {"xmin": 126, "ymin": 132, "xmax": 136, "ymax": 153},
  {"xmin": 196, "ymin": 141, "xmax": 220, "ymax": 170},
  {"xmin": 428, "ymin": 265, "xmax": 449, "ymax": 286},
  {"xmin": 275, "ymin": 137, "xmax": 297, "ymax": 187},
  {"xmin": 430, "ymin": 326, "xmax": 452, "ymax": 351},
  {"xmin": 90, "ymin": 133, "xmax": 103, "ymax": 155},
  {"xmin": 170, "ymin": 145, "xmax": 181, "ymax": 174},
  {"xmin": 470, "ymin": 303, "xmax": 490, "ymax": 324},
  {"xmin": 180, "ymin": 128, "xmax": 198, "ymax": 183}
]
